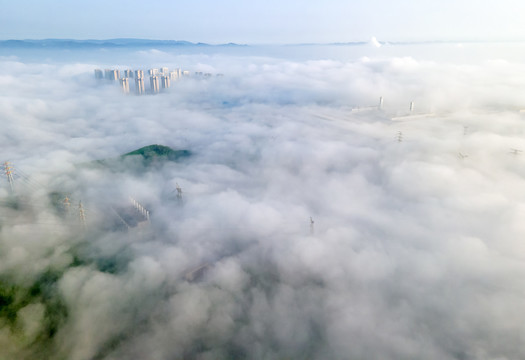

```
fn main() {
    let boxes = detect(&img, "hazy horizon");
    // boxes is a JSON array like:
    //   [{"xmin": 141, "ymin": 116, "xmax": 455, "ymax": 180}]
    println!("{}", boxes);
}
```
[
  {"xmin": 3, "ymin": 1, "xmax": 525, "ymax": 359},
  {"xmin": 4, "ymin": 37, "xmax": 525, "ymax": 47},
  {"xmin": 3, "ymin": 0, "xmax": 525, "ymax": 44}
]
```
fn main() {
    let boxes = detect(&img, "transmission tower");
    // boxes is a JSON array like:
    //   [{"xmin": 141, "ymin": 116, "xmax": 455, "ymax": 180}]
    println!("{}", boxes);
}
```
[
  {"xmin": 130, "ymin": 197, "xmax": 150, "ymax": 222},
  {"xmin": 3, "ymin": 161, "xmax": 15, "ymax": 194},
  {"xmin": 176, "ymin": 183, "xmax": 183, "ymax": 201},
  {"xmin": 396, "ymin": 131, "xmax": 403, "ymax": 143},
  {"xmin": 78, "ymin": 201, "xmax": 86, "ymax": 227},
  {"xmin": 310, "ymin": 217, "xmax": 315, "ymax": 235},
  {"xmin": 63, "ymin": 196, "xmax": 71, "ymax": 215}
]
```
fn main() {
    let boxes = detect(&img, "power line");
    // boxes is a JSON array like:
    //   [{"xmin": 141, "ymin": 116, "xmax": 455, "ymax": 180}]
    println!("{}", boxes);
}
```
[{"xmin": 3, "ymin": 161, "xmax": 15, "ymax": 194}]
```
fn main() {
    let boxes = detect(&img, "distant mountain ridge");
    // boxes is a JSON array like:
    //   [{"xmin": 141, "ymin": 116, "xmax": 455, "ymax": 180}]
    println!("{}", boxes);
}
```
[
  {"xmin": 0, "ymin": 38, "xmax": 246, "ymax": 48},
  {"xmin": 0, "ymin": 39, "xmax": 491, "ymax": 49}
]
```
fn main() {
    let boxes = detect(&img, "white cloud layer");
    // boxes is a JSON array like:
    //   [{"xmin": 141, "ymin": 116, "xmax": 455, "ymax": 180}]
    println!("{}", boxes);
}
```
[{"xmin": 2, "ymin": 45, "xmax": 525, "ymax": 359}]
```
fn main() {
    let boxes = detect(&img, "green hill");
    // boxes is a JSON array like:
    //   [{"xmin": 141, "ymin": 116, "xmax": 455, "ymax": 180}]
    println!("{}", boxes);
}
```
[
  {"xmin": 86, "ymin": 144, "xmax": 191, "ymax": 171},
  {"xmin": 122, "ymin": 144, "xmax": 190, "ymax": 162}
]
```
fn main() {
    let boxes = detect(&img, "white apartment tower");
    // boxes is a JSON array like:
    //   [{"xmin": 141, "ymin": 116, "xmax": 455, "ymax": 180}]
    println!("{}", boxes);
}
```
[
  {"xmin": 94, "ymin": 69, "xmax": 104, "ymax": 79},
  {"xmin": 135, "ymin": 77, "xmax": 145, "ymax": 94},
  {"xmin": 150, "ymin": 76, "xmax": 160, "ymax": 93},
  {"xmin": 105, "ymin": 69, "xmax": 119, "ymax": 81},
  {"xmin": 161, "ymin": 75, "xmax": 170, "ymax": 89},
  {"xmin": 169, "ymin": 69, "xmax": 181, "ymax": 80},
  {"xmin": 119, "ymin": 78, "xmax": 130, "ymax": 93},
  {"xmin": 135, "ymin": 70, "xmax": 144, "ymax": 79}
]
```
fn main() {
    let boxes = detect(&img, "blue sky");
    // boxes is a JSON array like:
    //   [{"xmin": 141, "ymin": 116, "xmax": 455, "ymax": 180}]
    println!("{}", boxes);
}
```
[{"xmin": 1, "ymin": 0, "xmax": 524, "ymax": 43}]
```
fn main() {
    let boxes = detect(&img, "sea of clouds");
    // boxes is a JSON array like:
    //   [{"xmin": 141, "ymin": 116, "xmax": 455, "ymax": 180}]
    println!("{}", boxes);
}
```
[{"xmin": 1, "ymin": 43, "xmax": 525, "ymax": 359}]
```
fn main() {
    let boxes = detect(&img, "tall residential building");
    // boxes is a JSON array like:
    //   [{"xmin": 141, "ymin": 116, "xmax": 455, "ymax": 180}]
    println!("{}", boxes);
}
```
[
  {"xmin": 150, "ymin": 76, "xmax": 160, "ymax": 93},
  {"xmin": 135, "ymin": 77, "xmax": 145, "ymax": 94},
  {"xmin": 169, "ymin": 70, "xmax": 179, "ymax": 80},
  {"xmin": 161, "ymin": 67, "xmax": 169, "ymax": 75},
  {"xmin": 124, "ymin": 69, "xmax": 134, "ymax": 78},
  {"xmin": 119, "ymin": 78, "xmax": 130, "ymax": 94},
  {"xmin": 148, "ymin": 68, "xmax": 159, "ymax": 76},
  {"xmin": 105, "ymin": 69, "xmax": 119, "ymax": 81},
  {"xmin": 161, "ymin": 75, "xmax": 170, "ymax": 89},
  {"xmin": 182, "ymin": 70, "xmax": 190, "ymax": 76},
  {"xmin": 94, "ymin": 69, "xmax": 104, "ymax": 79},
  {"xmin": 135, "ymin": 70, "xmax": 144, "ymax": 79}
]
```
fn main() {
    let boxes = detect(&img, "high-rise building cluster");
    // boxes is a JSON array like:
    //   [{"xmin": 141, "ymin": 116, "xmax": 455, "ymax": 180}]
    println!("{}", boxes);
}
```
[{"xmin": 94, "ymin": 67, "xmax": 219, "ymax": 95}]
